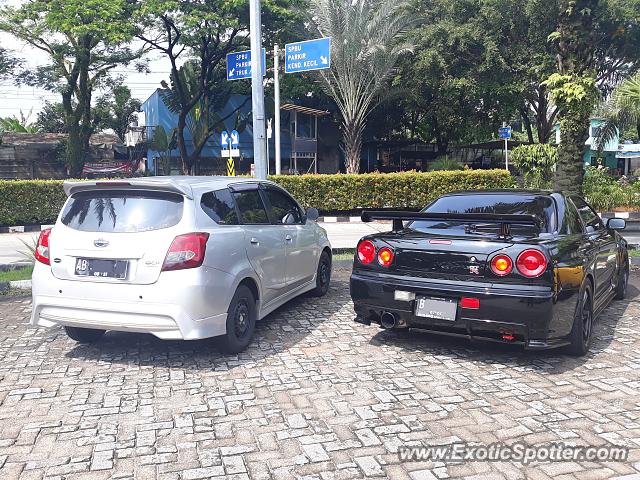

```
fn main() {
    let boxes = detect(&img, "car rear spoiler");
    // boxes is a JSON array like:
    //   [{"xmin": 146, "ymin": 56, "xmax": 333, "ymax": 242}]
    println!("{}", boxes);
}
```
[
  {"xmin": 63, "ymin": 179, "xmax": 193, "ymax": 199},
  {"xmin": 361, "ymin": 210, "xmax": 542, "ymax": 238}
]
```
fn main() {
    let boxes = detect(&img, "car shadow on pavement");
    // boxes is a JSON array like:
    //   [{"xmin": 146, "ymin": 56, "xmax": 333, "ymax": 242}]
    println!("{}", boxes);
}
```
[
  {"xmin": 62, "ymin": 277, "xmax": 352, "ymax": 369},
  {"xmin": 367, "ymin": 280, "xmax": 639, "ymax": 374}
]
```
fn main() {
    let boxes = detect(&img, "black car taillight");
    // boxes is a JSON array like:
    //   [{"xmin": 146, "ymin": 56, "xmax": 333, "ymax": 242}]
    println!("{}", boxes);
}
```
[
  {"xmin": 516, "ymin": 249, "xmax": 547, "ymax": 278},
  {"xmin": 377, "ymin": 247, "xmax": 394, "ymax": 267},
  {"xmin": 490, "ymin": 254, "xmax": 513, "ymax": 276},
  {"xmin": 162, "ymin": 232, "xmax": 209, "ymax": 271},
  {"xmin": 357, "ymin": 240, "xmax": 376, "ymax": 265},
  {"xmin": 35, "ymin": 228, "xmax": 52, "ymax": 265}
]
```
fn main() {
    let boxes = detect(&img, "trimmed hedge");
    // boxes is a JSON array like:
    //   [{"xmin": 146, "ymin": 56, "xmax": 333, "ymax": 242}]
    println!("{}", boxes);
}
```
[
  {"xmin": 270, "ymin": 169, "xmax": 515, "ymax": 210},
  {"xmin": 0, "ymin": 170, "xmax": 514, "ymax": 226},
  {"xmin": 0, "ymin": 180, "xmax": 68, "ymax": 227}
]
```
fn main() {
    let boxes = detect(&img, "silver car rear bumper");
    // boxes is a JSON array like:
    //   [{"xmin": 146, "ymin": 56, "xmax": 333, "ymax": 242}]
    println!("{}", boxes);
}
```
[{"xmin": 31, "ymin": 263, "xmax": 233, "ymax": 340}]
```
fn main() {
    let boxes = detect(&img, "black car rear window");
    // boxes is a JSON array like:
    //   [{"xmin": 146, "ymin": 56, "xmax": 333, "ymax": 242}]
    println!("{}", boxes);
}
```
[
  {"xmin": 410, "ymin": 194, "xmax": 557, "ymax": 235},
  {"xmin": 61, "ymin": 190, "xmax": 184, "ymax": 233}
]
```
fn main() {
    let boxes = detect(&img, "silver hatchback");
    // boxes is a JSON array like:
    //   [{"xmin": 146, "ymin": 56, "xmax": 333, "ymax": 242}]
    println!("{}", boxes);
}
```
[{"xmin": 31, "ymin": 177, "xmax": 332, "ymax": 353}]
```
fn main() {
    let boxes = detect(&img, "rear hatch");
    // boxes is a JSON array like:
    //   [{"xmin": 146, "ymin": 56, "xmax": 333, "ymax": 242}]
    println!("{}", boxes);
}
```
[
  {"xmin": 377, "ymin": 231, "xmax": 513, "ymax": 280},
  {"xmin": 50, "ymin": 189, "xmax": 187, "ymax": 285}
]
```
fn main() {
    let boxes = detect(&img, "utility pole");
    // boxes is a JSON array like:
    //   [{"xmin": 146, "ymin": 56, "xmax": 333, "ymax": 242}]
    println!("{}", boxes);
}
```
[
  {"xmin": 250, "ymin": 0, "xmax": 267, "ymax": 179},
  {"xmin": 274, "ymin": 44, "xmax": 282, "ymax": 175}
]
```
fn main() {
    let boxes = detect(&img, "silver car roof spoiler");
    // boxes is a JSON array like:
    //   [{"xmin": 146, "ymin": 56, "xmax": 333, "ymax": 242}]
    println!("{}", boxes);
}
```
[{"xmin": 63, "ymin": 179, "xmax": 194, "ymax": 199}]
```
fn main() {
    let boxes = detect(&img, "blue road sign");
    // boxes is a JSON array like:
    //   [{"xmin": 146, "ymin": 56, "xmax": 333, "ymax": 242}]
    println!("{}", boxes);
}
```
[
  {"xmin": 285, "ymin": 37, "xmax": 331, "ymax": 74},
  {"xmin": 499, "ymin": 127, "xmax": 512, "ymax": 139},
  {"xmin": 227, "ymin": 49, "xmax": 266, "ymax": 81},
  {"xmin": 221, "ymin": 131, "xmax": 229, "ymax": 146},
  {"xmin": 230, "ymin": 130, "xmax": 240, "ymax": 148}
]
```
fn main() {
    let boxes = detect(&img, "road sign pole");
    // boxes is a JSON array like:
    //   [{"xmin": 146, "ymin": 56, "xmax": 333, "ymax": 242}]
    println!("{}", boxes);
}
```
[
  {"xmin": 505, "ymin": 138, "xmax": 509, "ymax": 171},
  {"xmin": 274, "ymin": 44, "xmax": 281, "ymax": 175},
  {"xmin": 249, "ymin": 0, "xmax": 267, "ymax": 180}
]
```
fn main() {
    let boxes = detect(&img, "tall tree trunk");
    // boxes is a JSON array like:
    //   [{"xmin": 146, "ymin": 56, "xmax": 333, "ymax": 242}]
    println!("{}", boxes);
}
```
[
  {"xmin": 176, "ymin": 112, "xmax": 189, "ymax": 175},
  {"xmin": 342, "ymin": 119, "xmax": 363, "ymax": 174},
  {"xmin": 554, "ymin": 113, "xmax": 589, "ymax": 194},
  {"xmin": 520, "ymin": 106, "xmax": 534, "ymax": 143}
]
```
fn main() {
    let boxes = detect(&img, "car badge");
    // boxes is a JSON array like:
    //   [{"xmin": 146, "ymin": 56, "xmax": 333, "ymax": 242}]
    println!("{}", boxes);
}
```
[
  {"xmin": 469, "ymin": 265, "xmax": 480, "ymax": 275},
  {"xmin": 94, "ymin": 239, "xmax": 109, "ymax": 248}
]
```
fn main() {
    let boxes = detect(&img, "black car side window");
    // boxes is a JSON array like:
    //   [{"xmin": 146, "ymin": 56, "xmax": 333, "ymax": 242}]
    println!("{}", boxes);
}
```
[
  {"xmin": 233, "ymin": 190, "xmax": 270, "ymax": 225},
  {"xmin": 201, "ymin": 189, "xmax": 239, "ymax": 225},
  {"xmin": 563, "ymin": 199, "xmax": 583, "ymax": 234},
  {"xmin": 571, "ymin": 196, "xmax": 603, "ymax": 233},
  {"xmin": 264, "ymin": 188, "xmax": 303, "ymax": 225}
]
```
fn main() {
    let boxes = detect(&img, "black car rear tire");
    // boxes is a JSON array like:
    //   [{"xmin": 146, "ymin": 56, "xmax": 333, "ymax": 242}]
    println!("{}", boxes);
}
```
[
  {"xmin": 311, "ymin": 251, "xmax": 331, "ymax": 297},
  {"xmin": 567, "ymin": 285, "xmax": 593, "ymax": 357},
  {"xmin": 219, "ymin": 285, "xmax": 256, "ymax": 354},
  {"xmin": 64, "ymin": 326, "xmax": 106, "ymax": 344},
  {"xmin": 614, "ymin": 262, "xmax": 629, "ymax": 300}
]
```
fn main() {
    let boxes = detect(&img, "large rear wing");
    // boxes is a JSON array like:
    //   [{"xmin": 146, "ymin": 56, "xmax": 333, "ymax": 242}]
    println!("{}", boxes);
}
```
[{"xmin": 361, "ymin": 210, "xmax": 542, "ymax": 238}]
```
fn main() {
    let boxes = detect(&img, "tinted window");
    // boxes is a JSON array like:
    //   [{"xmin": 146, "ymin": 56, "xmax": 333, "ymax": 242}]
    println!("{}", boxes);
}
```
[
  {"xmin": 233, "ymin": 190, "xmax": 269, "ymax": 224},
  {"xmin": 564, "ymin": 199, "xmax": 583, "ymax": 234},
  {"xmin": 265, "ymin": 189, "xmax": 302, "ymax": 224},
  {"xmin": 61, "ymin": 190, "xmax": 183, "ymax": 233},
  {"xmin": 410, "ymin": 194, "xmax": 556, "ymax": 235},
  {"xmin": 571, "ymin": 196, "xmax": 602, "ymax": 232},
  {"xmin": 201, "ymin": 189, "xmax": 239, "ymax": 225}
]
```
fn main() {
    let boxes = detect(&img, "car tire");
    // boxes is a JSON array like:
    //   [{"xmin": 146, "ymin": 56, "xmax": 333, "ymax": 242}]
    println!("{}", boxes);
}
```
[
  {"xmin": 614, "ymin": 262, "xmax": 629, "ymax": 300},
  {"xmin": 64, "ymin": 326, "xmax": 106, "ymax": 344},
  {"xmin": 567, "ymin": 284, "xmax": 594, "ymax": 357},
  {"xmin": 311, "ymin": 251, "xmax": 331, "ymax": 297},
  {"xmin": 219, "ymin": 285, "xmax": 256, "ymax": 354}
]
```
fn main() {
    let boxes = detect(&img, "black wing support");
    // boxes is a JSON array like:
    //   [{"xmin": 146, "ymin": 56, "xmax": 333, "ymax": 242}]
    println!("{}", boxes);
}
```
[{"xmin": 360, "ymin": 210, "xmax": 542, "ymax": 238}]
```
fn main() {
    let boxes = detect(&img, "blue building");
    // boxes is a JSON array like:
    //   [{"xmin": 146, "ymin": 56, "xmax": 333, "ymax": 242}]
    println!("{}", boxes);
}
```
[{"xmin": 141, "ymin": 90, "xmax": 340, "ymax": 175}]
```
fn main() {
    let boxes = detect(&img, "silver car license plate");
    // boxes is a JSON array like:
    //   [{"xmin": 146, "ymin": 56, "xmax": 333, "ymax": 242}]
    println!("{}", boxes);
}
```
[{"xmin": 415, "ymin": 296, "xmax": 457, "ymax": 321}]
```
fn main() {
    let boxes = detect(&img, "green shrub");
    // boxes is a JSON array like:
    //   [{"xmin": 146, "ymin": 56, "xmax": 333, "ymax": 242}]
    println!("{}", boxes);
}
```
[
  {"xmin": 0, "ymin": 170, "xmax": 514, "ymax": 226},
  {"xmin": 583, "ymin": 165, "xmax": 640, "ymax": 211},
  {"xmin": 270, "ymin": 170, "xmax": 514, "ymax": 211},
  {"xmin": 428, "ymin": 155, "xmax": 464, "ymax": 171},
  {"xmin": 0, "ymin": 180, "xmax": 67, "ymax": 226},
  {"xmin": 510, "ymin": 144, "xmax": 557, "ymax": 189}
]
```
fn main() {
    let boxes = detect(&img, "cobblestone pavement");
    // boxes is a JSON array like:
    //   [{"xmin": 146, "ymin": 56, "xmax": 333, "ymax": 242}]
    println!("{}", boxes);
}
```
[{"xmin": 1, "ymin": 266, "xmax": 639, "ymax": 480}]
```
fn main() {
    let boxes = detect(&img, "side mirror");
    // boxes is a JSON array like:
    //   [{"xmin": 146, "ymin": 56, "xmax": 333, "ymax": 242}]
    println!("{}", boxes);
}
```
[
  {"xmin": 305, "ymin": 207, "xmax": 319, "ymax": 222},
  {"xmin": 607, "ymin": 218, "xmax": 626, "ymax": 230}
]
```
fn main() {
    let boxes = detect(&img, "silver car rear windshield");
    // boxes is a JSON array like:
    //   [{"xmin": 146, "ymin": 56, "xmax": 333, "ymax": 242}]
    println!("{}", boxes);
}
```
[
  {"xmin": 61, "ymin": 190, "xmax": 184, "ymax": 233},
  {"xmin": 410, "ymin": 194, "xmax": 557, "ymax": 235}
]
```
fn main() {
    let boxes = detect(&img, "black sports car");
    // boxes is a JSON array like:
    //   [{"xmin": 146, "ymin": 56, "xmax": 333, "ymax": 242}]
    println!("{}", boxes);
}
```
[{"xmin": 350, "ymin": 190, "xmax": 629, "ymax": 356}]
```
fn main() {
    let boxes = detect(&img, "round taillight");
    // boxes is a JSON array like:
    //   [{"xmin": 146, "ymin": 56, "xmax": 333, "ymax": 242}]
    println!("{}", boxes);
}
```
[
  {"xmin": 357, "ymin": 240, "xmax": 376, "ymax": 264},
  {"xmin": 377, "ymin": 247, "xmax": 394, "ymax": 267},
  {"xmin": 491, "ymin": 254, "xmax": 513, "ymax": 276},
  {"xmin": 516, "ymin": 249, "xmax": 547, "ymax": 278}
]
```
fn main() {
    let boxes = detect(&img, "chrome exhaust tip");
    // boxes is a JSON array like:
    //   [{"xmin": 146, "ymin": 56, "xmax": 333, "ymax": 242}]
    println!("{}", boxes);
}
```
[{"xmin": 380, "ymin": 311, "xmax": 397, "ymax": 329}]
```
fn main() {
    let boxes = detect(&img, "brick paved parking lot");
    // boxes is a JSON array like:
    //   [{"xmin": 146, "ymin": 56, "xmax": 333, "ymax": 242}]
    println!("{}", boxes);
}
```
[{"xmin": 0, "ymin": 264, "xmax": 639, "ymax": 480}]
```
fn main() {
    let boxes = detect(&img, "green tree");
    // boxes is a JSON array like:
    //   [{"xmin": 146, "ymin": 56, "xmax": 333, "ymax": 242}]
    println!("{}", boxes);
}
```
[
  {"xmin": 309, "ymin": 0, "xmax": 413, "ymax": 173},
  {"xmin": 136, "ymin": 0, "xmax": 301, "ymax": 174},
  {"xmin": 0, "ymin": 0, "xmax": 144, "ymax": 176},
  {"xmin": 35, "ymin": 102, "xmax": 68, "ymax": 133},
  {"xmin": 93, "ymin": 84, "xmax": 142, "ymax": 140},
  {"xmin": 596, "ymin": 71, "xmax": 640, "ymax": 144},
  {"xmin": 0, "ymin": 47, "xmax": 17, "ymax": 80},
  {"xmin": 148, "ymin": 125, "xmax": 177, "ymax": 175}
]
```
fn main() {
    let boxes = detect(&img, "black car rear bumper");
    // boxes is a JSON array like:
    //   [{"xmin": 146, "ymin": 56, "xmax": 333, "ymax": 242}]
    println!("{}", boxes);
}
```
[{"xmin": 350, "ymin": 271, "xmax": 568, "ymax": 350}]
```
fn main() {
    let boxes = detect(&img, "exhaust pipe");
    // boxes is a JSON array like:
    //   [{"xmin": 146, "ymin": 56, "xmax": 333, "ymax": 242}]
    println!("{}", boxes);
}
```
[{"xmin": 380, "ymin": 311, "xmax": 397, "ymax": 329}]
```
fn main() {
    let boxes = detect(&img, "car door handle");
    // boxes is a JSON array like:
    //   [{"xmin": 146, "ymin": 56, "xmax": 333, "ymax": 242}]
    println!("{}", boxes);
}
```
[
  {"xmin": 250, "ymin": 238, "xmax": 259, "ymax": 245},
  {"xmin": 285, "ymin": 235, "xmax": 293, "ymax": 242}
]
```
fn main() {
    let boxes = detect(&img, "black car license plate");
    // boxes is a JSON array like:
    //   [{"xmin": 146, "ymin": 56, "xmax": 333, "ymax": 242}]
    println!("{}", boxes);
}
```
[
  {"xmin": 75, "ymin": 258, "xmax": 128, "ymax": 279},
  {"xmin": 415, "ymin": 296, "xmax": 457, "ymax": 321}
]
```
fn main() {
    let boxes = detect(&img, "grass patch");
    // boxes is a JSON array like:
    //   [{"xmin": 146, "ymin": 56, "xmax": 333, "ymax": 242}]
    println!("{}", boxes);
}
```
[
  {"xmin": 629, "ymin": 249, "xmax": 640, "ymax": 258},
  {"xmin": 0, "ymin": 266, "xmax": 33, "ymax": 282},
  {"xmin": 334, "ymin": 252, "xmax": 355, "ymax": 261}
]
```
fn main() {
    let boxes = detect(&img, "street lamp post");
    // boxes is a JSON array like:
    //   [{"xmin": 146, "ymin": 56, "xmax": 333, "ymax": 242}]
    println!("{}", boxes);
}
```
[{"xmin": 250, "ymin": 0, "xmax": 268, "ymax": 180}]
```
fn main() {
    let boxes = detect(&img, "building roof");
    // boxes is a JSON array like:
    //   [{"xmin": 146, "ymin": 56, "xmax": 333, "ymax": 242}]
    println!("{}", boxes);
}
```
[
  {"xmin": 280, "ymin": 104, "xmax": 330, "ymax": 117},
  {"xmin": 0, "ymin": 132, "xmax": 124, "ymax": 147}
]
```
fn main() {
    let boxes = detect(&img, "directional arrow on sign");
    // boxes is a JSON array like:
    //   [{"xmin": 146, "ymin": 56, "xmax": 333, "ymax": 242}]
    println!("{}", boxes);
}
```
[
  {"xmin": 230, "ymin": 130, "xmax": 240, "ymax": 148},
  {"xmin": 221, "ymin": 131, "xmax": 229, "ymax": 146},
  {"xmin": 320, "ymin": 56, "xmax": 328, "ymax": 65}
]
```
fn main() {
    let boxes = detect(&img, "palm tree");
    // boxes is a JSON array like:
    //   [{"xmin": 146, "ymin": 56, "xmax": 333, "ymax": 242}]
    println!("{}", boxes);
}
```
[
  {"xmin": 310, "ymin": 0, "xmax": 413, "ymax": 174},
  {"xmin": 596, "ymin": 72, "xmax": 640, "ymax": 146}
]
